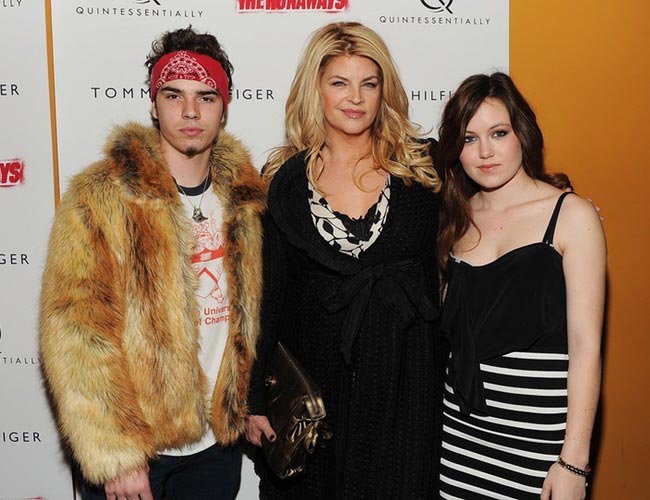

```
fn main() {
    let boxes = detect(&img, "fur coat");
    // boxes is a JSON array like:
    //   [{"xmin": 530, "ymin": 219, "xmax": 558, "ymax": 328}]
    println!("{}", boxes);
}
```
[{"xmin": 39, "ymin": 123, "xmax": 265, "ymax": 485}]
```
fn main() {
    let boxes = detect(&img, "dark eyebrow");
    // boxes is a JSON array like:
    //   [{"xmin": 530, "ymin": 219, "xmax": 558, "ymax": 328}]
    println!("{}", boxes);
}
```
[
  {"xmin": 159, "ymin": 85, "xmax": 182, "ymax": 94},
  {"xmin": 159, "ymin": 86, "xmax": 219, "ymax": 97},
  {"xmin": 465, "ymin": 122, "xmax": 512, "ymax": 134},
  {"xmin": 327, "ymin": 74, "xmax": 380, "ymax": 82}
]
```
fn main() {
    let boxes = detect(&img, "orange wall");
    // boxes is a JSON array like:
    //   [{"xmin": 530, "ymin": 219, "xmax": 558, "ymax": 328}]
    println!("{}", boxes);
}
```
[{"xmin": 511, "ymin": 2, "xmax": 650, "ymax": 497}]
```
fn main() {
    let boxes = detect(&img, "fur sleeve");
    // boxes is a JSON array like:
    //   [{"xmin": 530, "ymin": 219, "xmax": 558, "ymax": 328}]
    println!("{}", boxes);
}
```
[{"xmin": 39, "ymin": 172, "xmax": 157, "ymax": 485}]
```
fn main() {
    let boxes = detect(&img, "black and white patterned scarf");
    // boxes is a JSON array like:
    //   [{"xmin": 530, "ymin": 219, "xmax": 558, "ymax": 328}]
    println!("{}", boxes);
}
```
[{"xmin": 307, "ymin": 177, "xmax": 390, "ymax": 258}]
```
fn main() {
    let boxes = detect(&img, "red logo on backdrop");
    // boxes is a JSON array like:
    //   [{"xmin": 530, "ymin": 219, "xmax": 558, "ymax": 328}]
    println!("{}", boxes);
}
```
[
  {"xmin": 237, "ymin": 0, "xmax": 348, "ymax": 13},
  {"xmin": 0, "ymin": 158, "xmax": 25, "ymax": 187}
]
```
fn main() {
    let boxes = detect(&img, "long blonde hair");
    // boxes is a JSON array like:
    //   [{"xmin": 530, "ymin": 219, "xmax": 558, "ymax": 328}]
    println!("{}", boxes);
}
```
[{"xmin": 263, "ymin": 21, "xmax": 440, "ymax": 191}]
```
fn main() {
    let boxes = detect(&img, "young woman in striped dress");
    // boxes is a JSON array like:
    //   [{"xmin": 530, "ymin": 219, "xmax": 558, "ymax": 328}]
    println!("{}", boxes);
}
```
[{"xmin": 435, "ymin": 72, "xmax": 606, "ymax": 499}]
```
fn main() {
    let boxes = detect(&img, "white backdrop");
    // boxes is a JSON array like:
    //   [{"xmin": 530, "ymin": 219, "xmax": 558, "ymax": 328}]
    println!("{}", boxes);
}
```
[
  {"xmin": 0, "ymin": 1, "xmax": 73, "ymax": 499},
  {"xmin": 0, "ymin": 1, "xmax": 508, "ymax": 498}
]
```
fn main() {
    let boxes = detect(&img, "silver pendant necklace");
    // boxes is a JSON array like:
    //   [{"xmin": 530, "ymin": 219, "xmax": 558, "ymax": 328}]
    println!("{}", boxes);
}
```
[{"xmin": 174, "ymin": 172, "xmax": 210, "ymax": 223}]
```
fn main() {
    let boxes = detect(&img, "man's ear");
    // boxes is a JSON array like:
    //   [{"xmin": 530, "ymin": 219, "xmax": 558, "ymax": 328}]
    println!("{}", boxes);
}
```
[{"xmin": 151, "ymin": 101, "xmax": 158, "ymax": 120}]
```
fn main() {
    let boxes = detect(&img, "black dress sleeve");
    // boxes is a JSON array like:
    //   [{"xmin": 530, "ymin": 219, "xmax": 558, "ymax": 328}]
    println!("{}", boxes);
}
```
[
  {"xmin": 426, "ymin": 137, "xmax": 440, "ymax": 173},
  {"xmin": 247, "ymin": 210, "xmax": 289, "ymax": 415}
]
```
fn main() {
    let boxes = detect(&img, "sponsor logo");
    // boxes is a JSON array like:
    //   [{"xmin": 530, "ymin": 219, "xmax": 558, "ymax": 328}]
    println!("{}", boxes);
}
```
[
  {"xmin": 90, "ymin": 86, "xmax": 151, "ymax": 100},
  {"xmin": 0, "ymin": 352, "xmax": 39, "ymax": 365},
  {"xmin": 89, "ymin": 86, "xmax": 276, "ymax": 101},
  {"xmin": 0, "ymin": 253, "xmax": 30, "ymax": 265},
  {"xmin": 236, "ymin": 0, "xmax": 348, "ymax": 13},
  {"xmin": 0, "ymin": 159, "xmax": 25, "ymax": 187},
  {"xmin": 0, "ymin": 83, "xmax": 20, "ymax": 96},
  {"xmin": 378, "ymin": 0, "xmax": 491, "ymax": 27},
  {"xmin": 420, "ymin": 0, "xmax": 453, "ymax": 14},
  {"xmin": 1, "ymin": 0, "xmax": 23, "ymax": 7},
  {"xmin": 0, "ymin": 326, "xmax": 40, "ymax": 366},
  {"xmin": 409, "ymin": 88, "xmax": 453, "ymax": 102},
  {"xmin": 0, "ymin": 431, "xmax": 43, "ymax": 444},
  {"xmin": 378, "ymin": 17, "xmax": 490, "ymax": 26},
  {"xmin": 232, "ymin": 87, "xmax": 276, "ymax": 101},
  {"xmin": 1, "ymin": 498, "xmax": 45, "ymax": 500},
  {"xmin": 74, "ymin": 2, "xmax": 203, "ymax": 18}
]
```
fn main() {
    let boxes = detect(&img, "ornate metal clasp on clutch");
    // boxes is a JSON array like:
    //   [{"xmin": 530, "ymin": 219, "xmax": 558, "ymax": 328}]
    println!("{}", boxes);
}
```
[{"xmin": 261, "ymin": 341, "xmax": 331, "ymax": 479}]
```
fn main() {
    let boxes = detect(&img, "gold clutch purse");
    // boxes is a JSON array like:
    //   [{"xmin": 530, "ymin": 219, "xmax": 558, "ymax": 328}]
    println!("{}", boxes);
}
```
[{"xmin": 261, "ymin": 341, "xmax": 330, "ymax": 479}]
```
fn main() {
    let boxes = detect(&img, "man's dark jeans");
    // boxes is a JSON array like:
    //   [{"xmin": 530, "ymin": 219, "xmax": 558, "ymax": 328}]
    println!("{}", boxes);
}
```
[{"xmin": 77, "ymin": 442, "xmax": 242, "ymax": 500}]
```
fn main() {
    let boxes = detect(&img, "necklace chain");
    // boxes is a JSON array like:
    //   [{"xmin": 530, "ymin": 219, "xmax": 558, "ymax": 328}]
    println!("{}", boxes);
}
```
[{"xmin": 174, "ymin": 172, "xmax": 210, "ymax": 222}]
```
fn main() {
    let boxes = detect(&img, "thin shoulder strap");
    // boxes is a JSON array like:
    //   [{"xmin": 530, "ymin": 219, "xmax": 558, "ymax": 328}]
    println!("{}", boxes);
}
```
[{"xmin": 542, "ymin": 192, "xmax": 573, "ymax": 245}]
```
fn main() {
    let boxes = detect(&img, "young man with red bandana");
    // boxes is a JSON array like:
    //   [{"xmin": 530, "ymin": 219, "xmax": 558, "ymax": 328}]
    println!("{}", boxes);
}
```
[{"xmin": 39, "ymin": 27, "xmax": 265, "ymax": 499}]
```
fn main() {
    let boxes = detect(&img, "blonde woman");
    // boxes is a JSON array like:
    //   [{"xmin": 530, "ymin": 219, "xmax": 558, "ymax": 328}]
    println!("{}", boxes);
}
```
[{"xmin": 246, "ymin": 22, "xmax": 445, "ymax": 499}]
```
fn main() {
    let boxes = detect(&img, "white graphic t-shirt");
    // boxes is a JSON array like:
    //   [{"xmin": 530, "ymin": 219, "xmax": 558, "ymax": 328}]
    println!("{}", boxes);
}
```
[{"xmin": 162, "ymin": 179, "xmax": 229, "ymax": 456}]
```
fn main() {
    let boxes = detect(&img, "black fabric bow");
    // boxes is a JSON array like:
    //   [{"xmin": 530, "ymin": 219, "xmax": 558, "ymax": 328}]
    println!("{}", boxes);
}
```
[{"xmin": 322, "ymin": 259, "xmax": 439, "ymax": 364}]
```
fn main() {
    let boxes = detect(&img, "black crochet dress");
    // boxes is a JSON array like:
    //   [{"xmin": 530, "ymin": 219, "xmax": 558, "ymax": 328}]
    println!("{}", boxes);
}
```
[{"xmin": 249, "ymin": 150, "xmax": 446, "ymax": 500}]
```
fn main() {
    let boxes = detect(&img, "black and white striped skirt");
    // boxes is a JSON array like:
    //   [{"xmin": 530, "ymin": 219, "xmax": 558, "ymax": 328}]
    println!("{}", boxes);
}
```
[{"xmin": 439, "ymin": 351, "xmax": 569, "ymax": 499}]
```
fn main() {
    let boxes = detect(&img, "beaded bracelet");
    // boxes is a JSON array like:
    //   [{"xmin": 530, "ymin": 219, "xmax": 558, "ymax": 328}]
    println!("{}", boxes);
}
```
[{"xmin": 557, "ymin": 456, "xmax": 592, "ymax": 479}]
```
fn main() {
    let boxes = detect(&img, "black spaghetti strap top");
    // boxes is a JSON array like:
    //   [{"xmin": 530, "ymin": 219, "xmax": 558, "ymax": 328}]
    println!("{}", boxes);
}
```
[{"xmin": 442, "ymin": 192, "xmax": 572, "ymax": 415}]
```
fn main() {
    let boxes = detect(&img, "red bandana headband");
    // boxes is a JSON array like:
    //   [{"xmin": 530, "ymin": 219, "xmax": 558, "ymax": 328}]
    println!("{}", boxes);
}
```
[{"xmin": 150, "ymin": 50, "xmax": 230, "ymax": 114}]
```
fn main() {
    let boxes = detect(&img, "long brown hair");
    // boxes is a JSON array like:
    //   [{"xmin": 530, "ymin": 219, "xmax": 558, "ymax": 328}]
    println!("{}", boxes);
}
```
[{"xmin": 437, "ymin": 72, "xmax": 570, "ymax": 278}]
